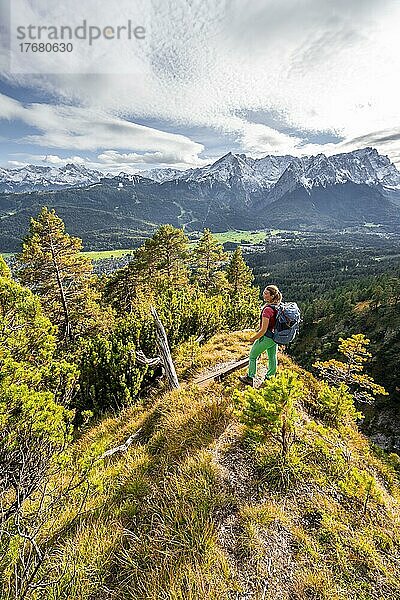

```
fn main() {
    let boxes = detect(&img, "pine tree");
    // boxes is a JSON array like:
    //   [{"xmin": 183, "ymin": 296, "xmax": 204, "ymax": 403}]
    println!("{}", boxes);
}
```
[
  {"xmin": 104, "ymin": 257, "xmax": 147, "ymax": 313},
  {"xmin": 0, "ymin": 255, "xmax": 11, "ymax": 278},
  {"xmin": 313, "ymin": 334, "xmax": 388, "ymax": 404},
  {"xmin": 225, "ymin": 246, "xmax": 259, "ymax": 329},
  {"xmin": 18, "ymin": 207, "xmax": 101, "ymax": 341},
  {"xmin": 226, "ymin": 246, "xmax": 254, "ymax": 296},
  {"xmin": 0, "ymin": 273, "xmax": 77, "ymax": 596},
  {"xmin": 135, "ymin": 224, "xmax": 190, "ymax": 288},
  {"xmin": 0, "ymin": 272, "xmax": 76, "ymax": 504},
  {"xmin": 192, "ymin": 229, "xmax": 228, "ymax": 294},
  {"xmin": 234, "ymin": 370, "xmax": 303, "ymax": 456}
]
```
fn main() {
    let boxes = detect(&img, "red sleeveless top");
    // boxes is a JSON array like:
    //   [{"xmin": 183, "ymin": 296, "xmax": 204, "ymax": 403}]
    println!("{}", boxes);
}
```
[{"xmin": 260, "ymin": 304, "xmax": 276, "ymax": 332}]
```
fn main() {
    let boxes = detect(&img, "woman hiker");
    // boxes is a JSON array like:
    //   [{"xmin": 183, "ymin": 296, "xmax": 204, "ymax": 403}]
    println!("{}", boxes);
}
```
[{"xmin": 239, "ymin": 284, "xmax": 282, "ymax": 387}]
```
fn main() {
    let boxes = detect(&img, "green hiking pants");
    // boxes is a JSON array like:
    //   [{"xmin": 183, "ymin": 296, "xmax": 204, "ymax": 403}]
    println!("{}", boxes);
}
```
[{"xmin": 248, "ymin": 335, "xmax": 278, "ymax": 379}]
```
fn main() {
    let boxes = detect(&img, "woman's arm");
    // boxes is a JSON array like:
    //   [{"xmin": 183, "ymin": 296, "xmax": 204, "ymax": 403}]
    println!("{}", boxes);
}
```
[{"xmin": 250, "ymin": 317, "xmax": 269, "ymax": 343}]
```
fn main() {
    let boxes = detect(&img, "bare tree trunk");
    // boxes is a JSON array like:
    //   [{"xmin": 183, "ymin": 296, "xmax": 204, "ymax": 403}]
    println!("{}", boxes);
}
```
[{"xmin": 150, "ymin": 306, "xmax": 180, "ymax": 389}]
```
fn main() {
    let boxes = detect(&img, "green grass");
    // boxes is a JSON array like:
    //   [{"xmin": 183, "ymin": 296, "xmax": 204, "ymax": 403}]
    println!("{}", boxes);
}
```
[
  {"xmin": 3, "ymin": 331, "xmax": 400, "ymax": 599},
  {"xmin": 1, "ymin": 230, "xmax": 270, "ymax": 260},
  {"xmin": 81, "ymin": 230, "xmax": 269, "ymax": 260},
  {"xmin": 82, "ymin": 249, "xmax": 136, "ymax": 260},
  {"xmin": 212, "ymin": 230, "xmax": 267, "ymax": 245}
]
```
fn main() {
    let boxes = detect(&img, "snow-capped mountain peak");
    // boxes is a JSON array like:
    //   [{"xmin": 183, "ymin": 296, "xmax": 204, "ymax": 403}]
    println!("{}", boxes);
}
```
[
  {"xmin": 0, "ymin": 163, "xmax": 104, "ymax": 193},
  {"xmin": 263, "ymin": 148, "xmax": 400, "ymax": 196},
  {"xmin": 1, "ymin": 148, "xmax": 399, "ymax": 196}
]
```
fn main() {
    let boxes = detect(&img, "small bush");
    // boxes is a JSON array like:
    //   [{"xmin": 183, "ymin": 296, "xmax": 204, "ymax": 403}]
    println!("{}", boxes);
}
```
[
  {"xmin": 316, "ymin": 382, "xmax": 361, "ymax": 427},
  {"xmin": 234, "ymin": 370, "xmax": 305, "ymax": 457},
  {"xmin": 338, "ymin": 467, "xmax": 383, "ymax": 514}
]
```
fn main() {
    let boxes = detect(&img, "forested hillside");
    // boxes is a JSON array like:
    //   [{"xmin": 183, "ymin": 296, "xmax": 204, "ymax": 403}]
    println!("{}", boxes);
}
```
[
  {"xmin": 291, "ymin": 275, "xmax": 400, "ymax": 399},
  {"xmin": 2, "ymin": 147, "xmax": 400, "ymax": 252},
  {"xmin": 1, "ymin": 208, "xmax": 399, "ymax": 599},
  {"xmin": 247, "ymin": 232, "xmax": 400, "ymax": 404}
]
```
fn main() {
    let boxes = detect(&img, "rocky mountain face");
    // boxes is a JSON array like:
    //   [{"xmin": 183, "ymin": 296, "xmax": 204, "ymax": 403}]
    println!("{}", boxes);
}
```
[
  {"xmin": 2, "ymin": 147, "xmax": 399, "ymax": 195},
  {"xmin": 147, "ymin": 146, "xmax": 400, "ymax": 191},
  {"xmin": 1, "ymin": 148, "xmax": 400, "ymax": 251},
  {"xmin": 0, "ymin": 163, "xmax": 104, "ymax": 193}
]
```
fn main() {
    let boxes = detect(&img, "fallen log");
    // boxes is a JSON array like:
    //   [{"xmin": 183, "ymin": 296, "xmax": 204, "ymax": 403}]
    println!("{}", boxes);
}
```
[{"xmin": 193, "ymin": 357, "xmax": 249, "ymax": 387}]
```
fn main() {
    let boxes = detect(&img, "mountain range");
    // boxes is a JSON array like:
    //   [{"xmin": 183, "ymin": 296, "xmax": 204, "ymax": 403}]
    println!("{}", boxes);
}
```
[
  {"xmin": 0, "ymin": 163, "xmax": 104, "ymax": 193},
  {"xmin": 2, "ymin": 147, "xmax": 400, "ymax": 195},
  {"xmin": 145, "ymin": 147, "xmax": 400, "ymax": 192},
  {"xmin": 1, "ymin": 147, "xmax": 400, "ymax": 251}
]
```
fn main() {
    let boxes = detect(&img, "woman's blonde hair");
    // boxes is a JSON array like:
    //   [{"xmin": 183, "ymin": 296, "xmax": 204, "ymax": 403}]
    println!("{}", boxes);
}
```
[{"xmin": 265, "ymin": 284, "xmax": 282, "ymax": 305}]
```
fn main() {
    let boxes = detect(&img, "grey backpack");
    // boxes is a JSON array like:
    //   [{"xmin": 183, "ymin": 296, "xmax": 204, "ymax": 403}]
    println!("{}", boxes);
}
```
[{"xmin": 271, "ymin": 302, "xmax": 301, "ymax": 345}]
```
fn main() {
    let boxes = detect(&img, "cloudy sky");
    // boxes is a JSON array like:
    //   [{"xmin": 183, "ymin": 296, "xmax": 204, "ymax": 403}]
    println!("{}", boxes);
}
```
[{"xmin": 0, "ymin": 0, "xmax": 400, "ymax": 173}]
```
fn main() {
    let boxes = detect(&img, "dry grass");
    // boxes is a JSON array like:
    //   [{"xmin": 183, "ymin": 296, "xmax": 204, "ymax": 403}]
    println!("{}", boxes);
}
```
[
  {"xmin": 353, "ymin": 300, "xmax": 371, "ymax": 313},
  {"xmin": 4, "ymin": 331, "xmax": 400, "ymax": 600},
  {"xmin": 174, "ymin": 330, "xmax": 253, "ymax": 381}
]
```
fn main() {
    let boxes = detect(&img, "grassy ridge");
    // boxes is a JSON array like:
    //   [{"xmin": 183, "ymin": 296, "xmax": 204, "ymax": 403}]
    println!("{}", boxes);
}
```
[{"xmin": 7, "ymin": 331, "xmax": 400, "ymax": 600}]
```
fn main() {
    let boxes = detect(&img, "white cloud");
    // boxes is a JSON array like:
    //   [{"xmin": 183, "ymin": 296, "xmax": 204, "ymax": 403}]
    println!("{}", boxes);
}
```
[
  {"xmin": 238, "ymin": 123, "xmax": 302, "ymax": 156},
  {"xmin": 41, "ymin": 154, "xmax": 87, "ymax": 165},
  {"xmin": 0, "ymin": 93, "xmax": 24, "ymax": 119},
  {"xmin": 0, "ymin": 92, "xmax": 205, "ymax": 166},
  {"xmin": 4, "ymin": 153, "xmax": 99, "ymax": 169},
  {"xmin": 1, "ymin": 0, "xmax": 400, "ymax": 167},
  {"xmin": 97, "ymin": 149, "xmax": 208, "ymax": 168},
  {"xmin": 6, "ymin": 154, "xmax": 88, "ymax": 166},
  {"xmin": 5, "ymin": 160, "xmax": 29, "ymax": 168}
]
